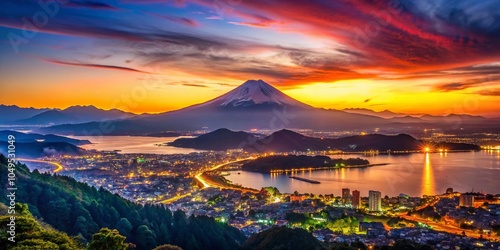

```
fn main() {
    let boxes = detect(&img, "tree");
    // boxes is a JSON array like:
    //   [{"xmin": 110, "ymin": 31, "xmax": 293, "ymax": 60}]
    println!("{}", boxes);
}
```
[
  {"xmin": 136, "ymin": 225, "xmax": 158, "ymax": 250},
  {"xmin": 46, "ymin": 198, "xmax": 72, "ymax": 231},
  {"xmin": 87, "ymin": 228, "xmax": 128, "ymax": 250},
  {"xmin": 115, "ymin": 218, "xmax": 133, "ymax": 238},
  {"xmin": 153, "ymin": 244, "xmax": 183, "ymax": 250},
  {"xmin": 127, "ymin": 210, "xmax": 142, "ymax": 228},
  {"xmin": 73, "ymin": 216, "xmax": 90, "ymax": 239},
  {"xmin": 0, "ymin": 203, "xmax": 83, "ymax": 250}
]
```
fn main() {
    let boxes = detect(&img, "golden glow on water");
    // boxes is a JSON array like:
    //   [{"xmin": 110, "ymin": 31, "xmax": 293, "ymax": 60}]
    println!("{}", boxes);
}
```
[
  {"xmin": 226, "ymin": 152, "xmax": 498, "ymax": 196},
  {"xmin": 340, "ymin": 168, "xmax": 346, "ymax": 180},
  {"xmin": 421, "ymin": 153, "xmax": 436, "ymax": 196}
]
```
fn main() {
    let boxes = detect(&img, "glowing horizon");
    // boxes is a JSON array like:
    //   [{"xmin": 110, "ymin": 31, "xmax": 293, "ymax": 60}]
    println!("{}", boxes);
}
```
[{"xmin": 1, "ymin": 0, "xmax": 499, "ymax": 117}]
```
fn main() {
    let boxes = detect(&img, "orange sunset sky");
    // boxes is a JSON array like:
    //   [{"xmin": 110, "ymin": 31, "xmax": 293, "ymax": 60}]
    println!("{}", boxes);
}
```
[{"xmin": 1, "ymin": 0, "xmax": 499, "ymax": 116}]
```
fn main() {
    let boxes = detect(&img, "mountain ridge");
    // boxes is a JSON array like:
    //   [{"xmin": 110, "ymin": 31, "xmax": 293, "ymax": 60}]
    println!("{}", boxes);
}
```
[
  {"xmin": 167, "ymin": 128, "xmax": 481, "ymax": 153},
  {"xmin": 11, "ymin": 105, "xmax": 136, "ymax": 125},
  {"xmin": 32, "ymin": 79, "xmax": 498, "ymax": 135}
]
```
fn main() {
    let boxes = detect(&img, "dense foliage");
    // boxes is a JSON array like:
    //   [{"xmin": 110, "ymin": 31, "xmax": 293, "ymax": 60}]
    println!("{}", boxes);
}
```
[
  {"xmin": 0, "ymin": 203, "xmax": 84, "ymax": 250},
  {"xmin": 242, "ymin": 226, "xmax": 436, "ymax": 250},
  {"xmin": 284, "ymin": 210, "xmax": 359, "ymax": 234},
  {"xmin": 0, "ymin": 154, "xmax": 245, "ymax": 250},
  {"xmin": 87, "ymin": 228, "xmax": 128, "ymax": 250},
  {"xmin": 241, "ymin": 155, "xmax": 370, "ymax": 173},
  {"xmin": 242, "ymin": 227, "xmax": 326, "ymax": 250}
]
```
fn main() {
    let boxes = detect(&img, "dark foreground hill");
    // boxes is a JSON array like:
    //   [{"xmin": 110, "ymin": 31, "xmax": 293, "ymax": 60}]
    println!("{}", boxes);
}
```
[
  {"xmin": 0, "ymin": 203, "xmax": 84, "ymax": 250},
  {"xmin": 0, "ymin": 155, "xmax": 245, "ymax": 250},
  {"xmin": 242, "ymin": 226, "xmax": 436, "ymax": 250},
  {"xmin": 242, "ymin": 227, "xmax": 326, "ymax": 250}
]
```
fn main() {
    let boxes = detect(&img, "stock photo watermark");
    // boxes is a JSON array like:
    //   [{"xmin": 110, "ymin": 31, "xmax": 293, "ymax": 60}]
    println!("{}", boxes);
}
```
[
  {"xmin": 7, "ymin": 0, "xmax": 71, "ymax": 53},
  {"xmin": 6, "ymin": 134, "xmax": 16, "ymax": 242}
]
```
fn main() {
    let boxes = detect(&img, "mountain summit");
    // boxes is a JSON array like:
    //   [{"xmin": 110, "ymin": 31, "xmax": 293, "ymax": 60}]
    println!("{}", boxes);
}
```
[
  {"xmin": 195, "ymin": 79, "xmax": 312, "ymax": 110},
  {"xmin": 39, "ymin": 79, "xmax": 390, "ymax": 134}
]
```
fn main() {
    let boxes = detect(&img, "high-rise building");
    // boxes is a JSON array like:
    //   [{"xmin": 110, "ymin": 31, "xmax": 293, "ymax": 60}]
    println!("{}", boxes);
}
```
[
  {"xmin": 352, "ymin": 190, "xmax": 361, "ymax": 209},
  {"xmin": 459, "ymin": 194, "xmax": 474, "ymax": 207},
  {"xmin": 369, "ymin": 190, "xmax": 382, "ymax": 212},
  {"xmin": 342, "ymin": 188, "xmax": 351, "ymax": 204}
]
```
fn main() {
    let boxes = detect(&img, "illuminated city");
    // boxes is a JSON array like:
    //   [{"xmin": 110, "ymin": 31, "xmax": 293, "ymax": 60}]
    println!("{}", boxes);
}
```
[{"xmin": 1, "ymin": 0, "xmax": 500, "ymax": 250}]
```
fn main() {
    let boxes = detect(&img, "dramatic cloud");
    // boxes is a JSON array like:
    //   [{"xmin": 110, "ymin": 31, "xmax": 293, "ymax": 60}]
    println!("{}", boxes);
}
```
[
  {"xmin": 150, "ymin": 13, "xmax": 199, "ymax": 27},
  {"xmin": 476, "ymin": 88, "xmax": 500, "ymax": 96},
  {"xmin": 3, "ymin": 0, "xmax": 499, "ymax": 86},
  {"xmin": 189, "ymin": 0, "xmax": 500, "ymax": 72},
  {"xmin": 42, "ymin": 59, "xmax": 152, "ymax": 73},
  {"xmin": 1, "ymin": 0, "xmax": 500, "ymax": 115},
  {"xmin": 182, "ymin": 83, "xmax": 208, "ymax": 88},
  {"xmin": 434, "ymin": 74, "xmax": 500, "ymax": 92},
  {"xmin": 66, "ymin": 0, "xmax": 118, "ymax": 10}
]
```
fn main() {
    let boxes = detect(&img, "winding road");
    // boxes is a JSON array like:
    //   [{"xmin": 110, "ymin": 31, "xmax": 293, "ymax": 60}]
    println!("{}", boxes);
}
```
[
  {"xmin": 157, "ymin": 157, "xmax": 254, "ymax": 204},
  {"xmin": 17, "ymin": 158, "xmax": 64, "ymax": 173}
]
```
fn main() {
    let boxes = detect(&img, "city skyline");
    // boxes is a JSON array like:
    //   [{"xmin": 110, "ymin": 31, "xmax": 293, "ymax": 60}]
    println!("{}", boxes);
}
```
[{"xmin": 1, "ymin": 0, "xmax": 500, "ymax": 116}]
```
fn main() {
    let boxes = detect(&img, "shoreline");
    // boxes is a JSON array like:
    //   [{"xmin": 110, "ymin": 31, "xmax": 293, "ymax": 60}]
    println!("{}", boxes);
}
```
[
  {"xmin": 210, "ymin": 163, "xmax": 390, "ymax": 191},
  {"xmin": 242, "ymin": 163, "xmax": 390, "ymax": 174}
]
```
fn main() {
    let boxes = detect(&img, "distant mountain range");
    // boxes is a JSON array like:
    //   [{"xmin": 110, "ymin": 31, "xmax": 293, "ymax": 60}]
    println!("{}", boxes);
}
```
[
  {"xmin": 0, "ymin": 105, "xmax": 135, "ymax": 125},
  {"xmin": 343, "ymin": 108, "xmax": 489, "ymax": 124},
  {"xmin": 343, "ymin": 108, "xmax": 405, "ymax": 119},
  {"xmin": 0, "ymin": 130, "xmax": 89, "ymax": 158},
  {"xmin": 0, "ymin": 130, "xmax": 90, "ymax": 145},
  {"xmin": 0, "ymin": 141, "xmax": 87, "ymax": 158},
  {"xmin": 0, "ymin": 105, "xmax": 50, "ymax": 123},
  {"xmin": 168, "ymin": 128, "xmax": 481, "ymax": 153},
  {"xmin": 2, "ymin": 80, "xmax": 498, "ymax": 135}
]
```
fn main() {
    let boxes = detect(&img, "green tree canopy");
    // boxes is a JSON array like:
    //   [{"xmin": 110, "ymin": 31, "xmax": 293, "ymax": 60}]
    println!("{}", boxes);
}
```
[
  {"xmin": 0, "ymin": 203, "xmax": 83, "ymax": 250},
  {"xmin": 87, "ymin": 228, "xmax": 127, "ymax": 250},
  {"xmin": 153, "ymin": 244, "xmax": 183, "ymax": 250}
]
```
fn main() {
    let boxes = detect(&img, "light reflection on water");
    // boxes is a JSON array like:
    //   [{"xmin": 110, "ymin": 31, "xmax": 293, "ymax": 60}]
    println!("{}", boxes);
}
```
[
  {"xmin": 226, "ymin": 151, "xmax": 500, "ymax": 197},
  {"xmin": 69, "ymin": 136, "xmax": 203, "ymax": 155},
  {"xmin": 421, "ymin": 153, "xmax": 435, "ymax": 196}
]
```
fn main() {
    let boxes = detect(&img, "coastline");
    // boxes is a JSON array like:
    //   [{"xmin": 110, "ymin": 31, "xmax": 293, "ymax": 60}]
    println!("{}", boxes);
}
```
[
  {"xmin": 206, "ymin": 162, "xmax": 390, "ymax": 191},
  {"xmin": 252, "ymin": 163, "xmax": 390, "ymax": 174}
]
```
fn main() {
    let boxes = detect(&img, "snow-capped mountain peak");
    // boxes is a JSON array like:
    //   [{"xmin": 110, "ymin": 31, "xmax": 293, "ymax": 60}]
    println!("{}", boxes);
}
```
[
  {"xmin": 219, "ymin": 79, "xmax": 311, "ymax": 108},
  {"xmin": 185, "ymin": 79, "xmax": 312, "ymax": 110}
]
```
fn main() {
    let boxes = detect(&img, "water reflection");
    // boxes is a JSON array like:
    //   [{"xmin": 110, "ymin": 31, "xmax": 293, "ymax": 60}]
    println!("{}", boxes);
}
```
[
  {"xmin": 72, "ymin": 136, "xmax": 201, "ymax": 154},
  {"xmin": 226, "ymin": 152, "xmax": 499, "ymax": 196},
  {"xmin": 421, "ymin": 153, "xmax": 436, "ymax": 196},
  {"xmin": 340, "ymin": 168, "xmax": 346, "ymax": 180}
]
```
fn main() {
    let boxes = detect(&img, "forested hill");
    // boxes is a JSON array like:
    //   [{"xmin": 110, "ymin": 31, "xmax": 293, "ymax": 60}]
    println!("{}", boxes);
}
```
[
  {"xmin": 0, "ymin": 154, "xmax": 245, "ymax": 250},
  {"xmin": 241, "ymin": 155, "xmax": 370, "ymax": 173}
]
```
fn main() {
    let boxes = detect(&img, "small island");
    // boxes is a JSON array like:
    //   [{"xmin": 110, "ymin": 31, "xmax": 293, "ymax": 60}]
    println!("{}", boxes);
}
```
[{"xmin": 241, "ymin": 155, "xmax": 371, "ymax": 173}]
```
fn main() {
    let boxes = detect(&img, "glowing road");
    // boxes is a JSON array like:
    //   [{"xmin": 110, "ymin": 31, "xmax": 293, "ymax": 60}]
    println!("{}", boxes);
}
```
[
  {"xmin": 398, "ymin": 197, "xmax": 500, "ymax": 241},
  {"xmin": 194, "ymin": 158, "xmax": 254, "ymax": 190},
  {"xmin": 194, "ymin": 157, "xmax": 258, "ymax": 193},
  {"xmin": 157, "ymin": 157, "xmax": 254, "ymax": 204},
  {"xmin": 17, "ymin": 158, "xmax": 64, "ymax": 173},
  {"xmin": 401, "ymin": 214, "xmax": 499, "ymax": 241}
]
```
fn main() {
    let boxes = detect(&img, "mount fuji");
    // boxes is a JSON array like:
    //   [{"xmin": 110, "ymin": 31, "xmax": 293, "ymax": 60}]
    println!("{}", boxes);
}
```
[
  {"xmin": 38, "ymin": 80, "xmax": 410, "ymax": 135},
  {"xmin": 189, "ymin": 79, "xmax": 312, "ymax": 110}
]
